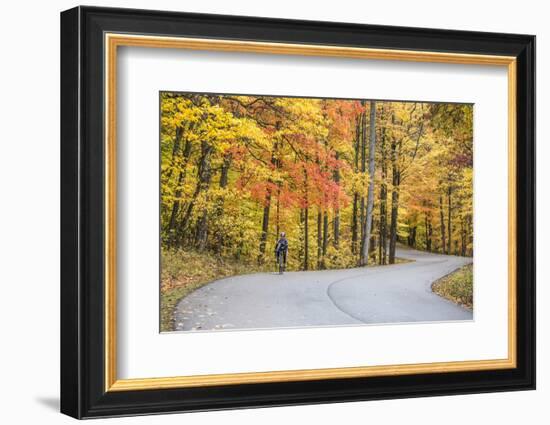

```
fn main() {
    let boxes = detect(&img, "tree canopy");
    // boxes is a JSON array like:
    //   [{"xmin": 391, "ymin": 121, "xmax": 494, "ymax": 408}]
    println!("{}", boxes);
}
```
[{"xmin": 160, "ymin": 93, "xmax": 473, "ymax": 271}]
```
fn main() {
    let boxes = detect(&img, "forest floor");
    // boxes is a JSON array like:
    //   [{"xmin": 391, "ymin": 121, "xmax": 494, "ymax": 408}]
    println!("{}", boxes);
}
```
[
  {"xmin": 172, "ymin": 245, "xmax": 473, "ymax": 332},
  {"xmin": 431, "ymin": 264, "xmax": 473, "ymax": 310}
]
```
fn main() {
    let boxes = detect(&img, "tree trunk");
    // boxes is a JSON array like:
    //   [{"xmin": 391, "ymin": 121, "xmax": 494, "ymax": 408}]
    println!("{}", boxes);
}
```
[
  {"xmin": 409, "ymin": 225, "xmax": 417, "ymax": 248},
  {"xmin": 275, "ymin": 139, "xmax": 282, "ymax": 240},
  {"xmin": 333, "ymin": 211, "xmax": 340, "ymax": 248},
  {"xmin": 389, "ymin": 184, "xmax": 399, "ymax": 264},
  {"xmin": 299, "ymin": 209, "xmax": 305, "ymax": 268},
  {"xmin": 333, "ymin": 152, "xmax": 340, "ymax": 247},
  {"xmin": 360, "ymin": 100, "xmax": 376, "ymax": 266},
  {"xmin": 213, "ymin": 153, "xmax": 232, "ymax": 252},
  {"xmin": 275, "ymin": 188, "xmax": 280, "ymax": 239},
  {"xmin": 304, "ymin": 206, "xmax": 309, "ymax": 271},
  {"xmin": 388, "ymin": 112, "xmax": 401, "ymax": 265},
  {"xmin": 352, "ymin": 194, "xmax": 358, "ymax": 255},
  {"xmin": 219, "ymin": 153, "xmax": 232, "ymax": 188},
  {"xmin": 166, "ymin": 137, "xmax": 193, "ymax": 246},
  {"xmin": 258, "ymin": 148, "xmax": 278, "ymax": 262},
  {"xmin": 378, "ymin": 185, "xmax": 387, "ymax": 264},
  {"xmin": 361, "ymin": 213, "xmax": 368, "ymax": 261},
  {"xmin": 470, "ymin": 216, "xmax": 473, "ymax": 256},
  {"xmin": 166, "ymin": 171, "xmax": 184, "ymax": 244},
  {"xmin": 258, "ymin": 195, "xmax": 271, "ymax": 261},
  {"xmin": 439, "ymin": 194, "xmax": 446, "ymax": 254},
  {"xmin": 162, "ymin": 126, "xmax": 183, "ymax": 187},
  {"xmin": 322, "ymin": 211, "xmax": 328, "ymax": 268},
  {"xmin": 303, "ymin": 167, "xmax": 309, "ymax": 271},
  {"xmin": 176, "ymin": 140, "xmax": 212, "ymax": 245},
  {"xmin": 460, "ymin": 218, "xmax": 466, "ymax": 257},
  {"xmin": 447, "ymin": 186, "xmax": 452, "ymax": 255},
  {"xmin": 388, "ymin": 133, "xmax": 400, "ymax": 264},
  {"xmin": 351, "ymin": 115, "xmax": 361, "ymax": 255},
  {"xmin": 194, "ymin": 141, "xmax": 214, "ymax": 250},
  {"xmin": 428, "ymin": 220, "xmax": 433, "ymax": 252},
  {"xmin": 369, "ymin": 233, "xmax": 377, "ymax": 255},
  {"xmin": 425, "ymin": 213, "xmax": 432, "ymax": 252},
  {"xmin": 359, "ymin": 101, "xmax": 367, "ymax": 264},
  {"xmin": 317, "ymin": 210, "xmax": 322, "ymax": 269},
  {"xmin": 378, "ymin": 128, "xmax": 388, "ymax": 265}
]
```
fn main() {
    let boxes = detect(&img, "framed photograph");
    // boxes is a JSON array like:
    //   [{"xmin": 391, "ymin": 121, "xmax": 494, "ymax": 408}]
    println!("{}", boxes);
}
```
[{"xmin": 60, "ymin": 6, "xmax": 535, "ymax": 419}]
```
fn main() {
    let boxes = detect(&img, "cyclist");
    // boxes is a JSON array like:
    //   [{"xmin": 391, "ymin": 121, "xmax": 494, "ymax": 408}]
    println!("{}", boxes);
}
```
[{"xmin": 274, "ymin": 232, "xmax": 289, "ymax": 273}]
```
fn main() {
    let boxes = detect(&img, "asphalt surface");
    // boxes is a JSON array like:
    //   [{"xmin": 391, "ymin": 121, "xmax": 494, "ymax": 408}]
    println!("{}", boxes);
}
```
[{"xmin": 173, "ymin": 246, "xmax": 473, "ymax": 332}]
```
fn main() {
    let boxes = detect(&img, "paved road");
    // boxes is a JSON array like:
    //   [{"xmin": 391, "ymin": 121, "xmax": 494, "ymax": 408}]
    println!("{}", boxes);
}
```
[{"xmin": 174, "ymin": 246, "xmax": 473, "ymax": 331}]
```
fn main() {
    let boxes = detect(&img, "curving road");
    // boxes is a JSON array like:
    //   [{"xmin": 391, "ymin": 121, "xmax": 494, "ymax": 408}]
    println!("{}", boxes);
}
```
[{"xmin": 173, "ymin": 246, "xmax": 473, "ymax": 332}]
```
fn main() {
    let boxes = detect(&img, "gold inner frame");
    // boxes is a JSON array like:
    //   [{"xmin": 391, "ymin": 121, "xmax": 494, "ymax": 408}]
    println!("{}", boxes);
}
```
[{"xmin": 104, "ymin": 33, "xmax": 517, "ymax": 392}]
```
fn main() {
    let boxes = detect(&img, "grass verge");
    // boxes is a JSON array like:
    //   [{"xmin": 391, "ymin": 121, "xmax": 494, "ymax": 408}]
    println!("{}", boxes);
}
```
[
  {"xmin": 394, "ymin": 257, "xmax": 414, "ymax": 265},
  {"xmin": 160, "ymin": 249, "xmax": 270, "ymax": 332},
  {"xmin": 431, "ymin": 264, "xmax": 473, "ymax": 310}
]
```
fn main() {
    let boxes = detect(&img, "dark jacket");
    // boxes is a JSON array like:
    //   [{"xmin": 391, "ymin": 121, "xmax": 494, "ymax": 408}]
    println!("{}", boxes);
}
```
[{"xmin": 274, "ymin": 238, "xmax": 289, "ymax": 255}]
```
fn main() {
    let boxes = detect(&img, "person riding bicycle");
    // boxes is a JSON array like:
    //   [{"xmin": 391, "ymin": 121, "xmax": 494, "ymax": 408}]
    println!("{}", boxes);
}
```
[{"xmin": 274, "ymin": 232, "xmax": 289, "ymax": 271}]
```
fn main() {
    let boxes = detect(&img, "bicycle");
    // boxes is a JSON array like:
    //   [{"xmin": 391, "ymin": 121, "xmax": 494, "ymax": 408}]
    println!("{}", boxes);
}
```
[{"xmin": 276, "ymin": 250, "xmax": 286, "ymax": 275}]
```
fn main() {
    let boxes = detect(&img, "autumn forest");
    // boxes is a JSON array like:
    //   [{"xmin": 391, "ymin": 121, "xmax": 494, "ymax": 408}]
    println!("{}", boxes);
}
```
[{"xmin": 160, "ymin": 93, "xmax": 473, "ymax": 275}]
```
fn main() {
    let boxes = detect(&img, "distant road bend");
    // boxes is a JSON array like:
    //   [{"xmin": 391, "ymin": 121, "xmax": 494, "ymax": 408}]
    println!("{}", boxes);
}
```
[{"xmin": 174, "ymin": 246, "xmax": 473, "ymax": 331}]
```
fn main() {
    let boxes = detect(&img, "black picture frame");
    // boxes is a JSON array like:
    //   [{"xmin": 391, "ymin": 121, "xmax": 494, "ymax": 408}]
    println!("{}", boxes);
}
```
[{"xmin": 61, "ymin": 5, "xmax": 535, "ymax": 419}]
